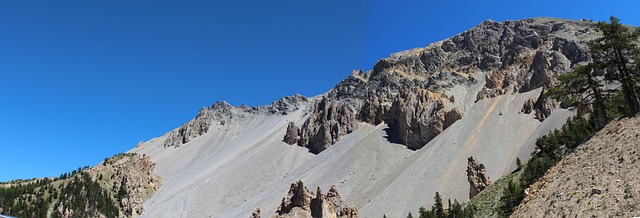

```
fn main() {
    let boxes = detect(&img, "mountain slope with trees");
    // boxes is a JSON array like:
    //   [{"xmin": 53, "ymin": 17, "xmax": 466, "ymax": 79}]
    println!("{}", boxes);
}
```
[{"xmin": 0, "ymin": 153, "xmax": 160, "ymax": 218}]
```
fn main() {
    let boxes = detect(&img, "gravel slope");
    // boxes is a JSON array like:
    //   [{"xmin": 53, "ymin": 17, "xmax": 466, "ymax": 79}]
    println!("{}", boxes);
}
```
[{"xmin": 513, "ymin": 115, "xmax": 640, "ymax": 217}]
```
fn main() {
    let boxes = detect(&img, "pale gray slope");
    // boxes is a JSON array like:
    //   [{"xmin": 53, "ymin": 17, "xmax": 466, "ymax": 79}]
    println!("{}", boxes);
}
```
[{"xmin": 130, "ymin": 89, "xmax": 569, "ymax": 218}]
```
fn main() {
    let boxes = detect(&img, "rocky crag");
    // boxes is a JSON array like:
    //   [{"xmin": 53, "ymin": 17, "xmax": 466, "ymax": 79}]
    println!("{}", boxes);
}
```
[
  {"xmin": 467, "ymin": 156, "xmax": 492, "ymax": 199},
  {"xmin": 86, "ymin": 153, "xmax": 161, "ymax": 216},
  {"xmin": 512, "ymin": 115, "xmax": 640, "ymax": 217},
  {"xmin": 270, "ymin": 181, "xmax": 358, "ymax": 218},
  {"xmin": 284, "ymin": 97, "xmax": 357, "ymax": 154},
  {"xmin": 281, "ymin": 18, "xmax": 596, "ymax": 151}
]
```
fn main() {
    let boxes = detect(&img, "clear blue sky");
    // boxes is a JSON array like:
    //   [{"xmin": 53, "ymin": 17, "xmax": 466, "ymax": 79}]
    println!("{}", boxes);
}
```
[{"xmin": 1, "ymin": 1, "xmax": 638, "ymax": 182}]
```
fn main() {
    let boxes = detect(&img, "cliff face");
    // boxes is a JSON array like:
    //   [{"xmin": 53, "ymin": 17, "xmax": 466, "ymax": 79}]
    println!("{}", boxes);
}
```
[
  {"xmin": 284, "ymin": 97, "xmax": 357, "ymax": 154},
  {"xmin": 322, "ymin": 18, "xmax": 595, "ymax": 150}
]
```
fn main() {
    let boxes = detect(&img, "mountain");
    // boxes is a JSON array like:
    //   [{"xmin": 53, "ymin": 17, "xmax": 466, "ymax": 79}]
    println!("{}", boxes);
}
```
[{"xmin": 127, "ymin": 17, "xmax": 601, "ymax": 217}]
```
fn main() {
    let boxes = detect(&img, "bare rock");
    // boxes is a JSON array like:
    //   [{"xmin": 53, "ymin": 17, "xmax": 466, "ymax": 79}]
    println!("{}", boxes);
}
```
[
  {"xmin": 386, "ymin": 87, "xmax": 463, "ymax": 149},
  {"xmin": 522, "ymin": 98, "xmax": 536, "ymax": 114},
  {"xmin": 268, "ymin": 94, "xmax": 309, "ymax": 115},
  {"xmin": 164, "ymin": 101, "xmax": 233, "ymax": 147},
  {"xmin": 274, "ymin": 181, "xmax": 358, "ymax": 218},
  {"xmin": 251, "ymin": 208, "xmax": 261, "ymax": 218},
  {"xmin": 521, "ymin": 89, "xmax": 557, "ymax": 121},
  {"xmin": 467, "ymin": 156, "xmax": 492, "ymax": 199},
  {"xmin": 276, "ymin": 181, "xmax": 314, "ymax": 215},
  {"xmin": 292, "ymin": 97, "xmax": 357, "ymax": 154},
  {"xmin": 283, "ymin": 122, "xmax": 300, "ymax": 145}
]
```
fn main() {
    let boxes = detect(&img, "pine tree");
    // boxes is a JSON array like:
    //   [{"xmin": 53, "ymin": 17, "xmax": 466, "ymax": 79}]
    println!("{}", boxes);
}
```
[
  {"xmin": 589, "ymin": 16, "xmax": 640, "ymax": 113},
  {"xmin": 548, "ymin": 64, "xmax": 609, "ymax": 128},
  {"xmin": 432, "ymin": 192, "xmax": 445, "ymax": 217}
]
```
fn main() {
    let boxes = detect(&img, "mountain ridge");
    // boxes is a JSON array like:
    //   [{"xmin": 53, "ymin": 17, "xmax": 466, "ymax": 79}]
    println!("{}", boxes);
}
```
[{"xmin": 128, "ymin": 17, "xmax": 599, "ymax": 217}]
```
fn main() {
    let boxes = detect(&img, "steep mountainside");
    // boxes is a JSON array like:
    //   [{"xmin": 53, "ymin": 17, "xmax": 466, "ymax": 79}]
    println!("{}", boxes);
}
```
[
  {"xmin": 512, "ymin": 115, "xmax": 640, "ymax": 217},
  {"xmin": 129, "ymin": 18, "xmax": 602, "ymax": 217}
]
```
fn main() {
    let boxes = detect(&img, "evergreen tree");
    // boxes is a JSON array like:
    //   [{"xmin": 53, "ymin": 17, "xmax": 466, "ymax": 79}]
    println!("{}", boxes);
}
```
[
  {"xmin": 589, "ymin": 16, "xmax": 640, "ymax": 113},
  {"xmin": 497, "ymin": 179, "xmax": 524, "ymax": 217},
  {"xmin": 432, "ymin": 192, "xmax": 445, "ymax": 217},
  {"xmin": 548, "ymin": 64, "xmax": 609, "ymax": 128}
]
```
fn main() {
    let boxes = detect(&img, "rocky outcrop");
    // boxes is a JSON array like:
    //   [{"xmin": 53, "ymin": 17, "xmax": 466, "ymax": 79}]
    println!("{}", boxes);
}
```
[
  {"xmin": 265, "ymin": 94, "xmax": 309, "ymax": 115},
  {"xmin": 386, "ymin": 87, "xmax": 463, "ymax": 149},
  {"xmin": 283, "ymin": 122, "xmax": 300, "ymax": 145},
  {"xmin": 275, "ymin": 181, "xmax": 358, "ymax": 218},
  {"xmin": 276, "ymin": 181, "xmax": 315, "ymax": 215},
  {"xmin": 284, "ymin": 97, "xmax": 357, "ymax": 154},
  {"xmin": 521, "ymin": 89, "xmax": 557, "ymax": 121},
  {"xmin": 164, "ymin": 101, "xmax": 233, "ymax": 148},
  {"xmin": 467, "ymin": 156, "xmax": 491, "ymax": 199},
  {"xmin": 88, "ymin": 153, "xmax": 161, "ymax": 216},
  {"xmin": 251, "ymin": 208, "xmax": 261, "ymax": 218}
]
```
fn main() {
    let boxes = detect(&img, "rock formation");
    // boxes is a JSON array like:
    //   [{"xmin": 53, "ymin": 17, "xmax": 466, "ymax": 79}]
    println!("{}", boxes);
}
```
[
  {"xmin": 386, "ymin": 87, "xmax": 463, "ymax": 149},
  {"xmin": 283, "ymin": 122, "xmax": 300, "ymax": 145},
  {"xmin": 251, "ymin": 208, "xmax": 261, "ymax": 218},
  {"xmin": 467, "ymin": 156, "xmax": 492, "ymax": 199},
  {"xmin": 274, "ymin": 181, "xmax": 358, "ymax": 218},
  {"xmin": 521, "ymin": 88, "xmax": 557, "ymax": 121},
  {"xmin": 164, "ymin": 101, "xmax": 233, "ymax": 148},
  {"xmin": 284, "ymin": 97, "xmax": 357, "ymax": 154},
  {"xmin": 87, "ymin": 153, "xmax": 162, "ymax": 216}
]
